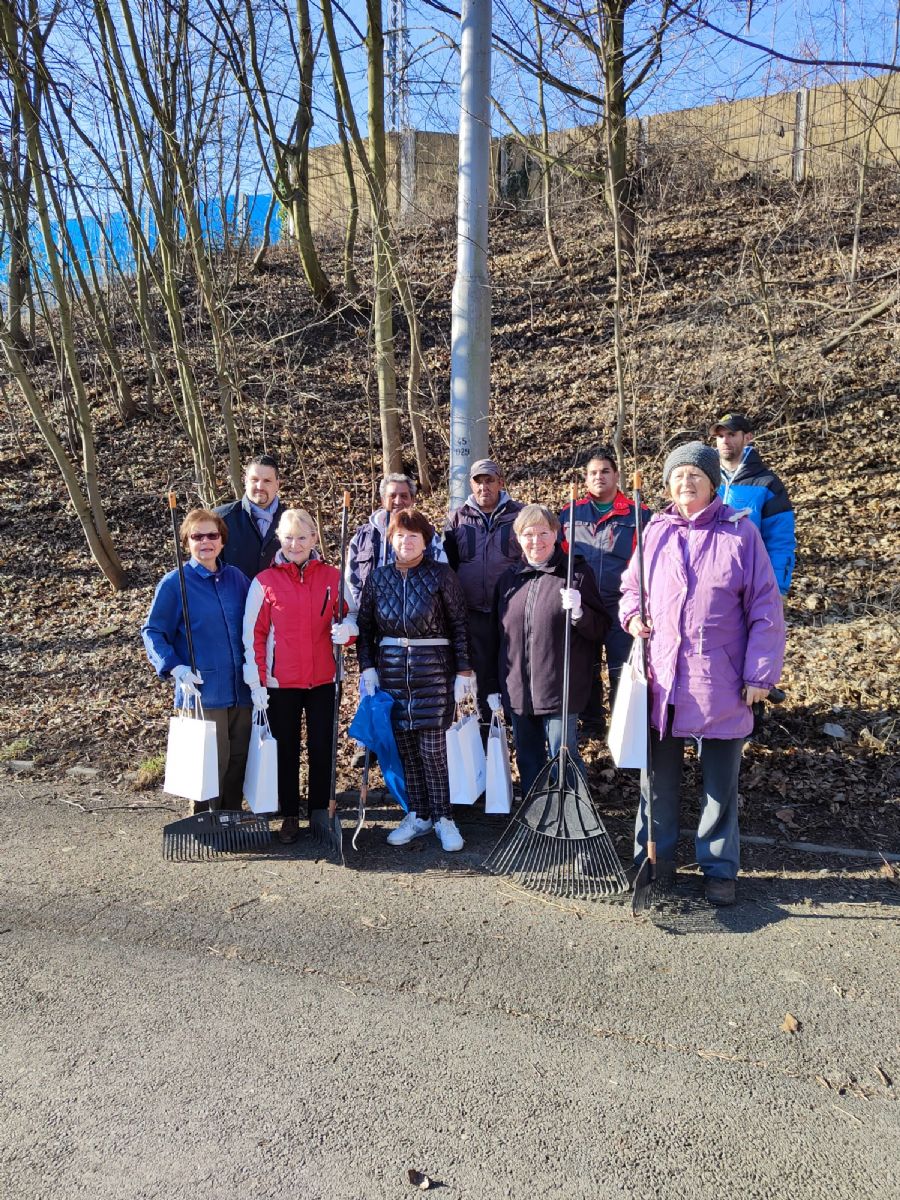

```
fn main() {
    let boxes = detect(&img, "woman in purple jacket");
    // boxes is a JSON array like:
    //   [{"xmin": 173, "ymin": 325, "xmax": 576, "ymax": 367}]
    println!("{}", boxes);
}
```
[{"xmin": 619, "ymin": 443, "xmax": 785, "ymax": 906}]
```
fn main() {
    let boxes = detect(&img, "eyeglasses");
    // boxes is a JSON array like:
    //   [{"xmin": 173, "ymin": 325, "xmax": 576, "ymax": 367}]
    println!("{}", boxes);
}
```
[{"xmin": 189, "ymin": 531, "xmax": 221, "ymax": 542}]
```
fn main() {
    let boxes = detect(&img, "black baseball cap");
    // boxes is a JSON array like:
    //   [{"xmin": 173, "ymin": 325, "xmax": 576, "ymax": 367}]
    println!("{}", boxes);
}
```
[{"xmin": 710, "ymin": 413, "xmax": 753, "ymax": 435}]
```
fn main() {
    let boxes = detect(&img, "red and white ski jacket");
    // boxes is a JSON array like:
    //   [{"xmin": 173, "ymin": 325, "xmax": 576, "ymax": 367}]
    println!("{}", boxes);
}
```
[{"xmin": 242, "ymin": 554, "xmax": 349, "ymax": 690}]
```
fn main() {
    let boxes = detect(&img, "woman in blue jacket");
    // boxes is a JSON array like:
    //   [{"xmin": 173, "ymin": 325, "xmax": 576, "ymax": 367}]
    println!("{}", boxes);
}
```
[{"xmin": 142, "ymin": 508, "xmax": 252, "ymax": 811}]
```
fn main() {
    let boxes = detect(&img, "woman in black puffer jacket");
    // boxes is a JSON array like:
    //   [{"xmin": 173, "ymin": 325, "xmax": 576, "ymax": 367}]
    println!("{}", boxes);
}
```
[{"xmin": 356, "ymin": 509, "xmax": 475, "ymax": 852}]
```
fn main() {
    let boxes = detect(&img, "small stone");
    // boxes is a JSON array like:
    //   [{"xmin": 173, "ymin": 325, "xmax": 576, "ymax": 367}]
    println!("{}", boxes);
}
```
[
  {"xmin": 67, "ymin": 766, "xmax": 100, "ymax": 779},
  {"xmin": 822, "ymin": 722, "xmax": 848, "ymax": 739},
  {"xmin": 7, "ymin": 759, "xmax": 35, "ymax": 774}
]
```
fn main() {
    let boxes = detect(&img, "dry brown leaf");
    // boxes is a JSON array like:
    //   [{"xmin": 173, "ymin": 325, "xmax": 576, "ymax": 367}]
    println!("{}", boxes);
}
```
[
  {"xmin": 877, "ymin": 860, "xmax": 899, "ymax": 884},
  {"xmin": 781, "ymin": 1012, "xmax": 801, "ymax": 1034},
  {"xmin": 775, "ymin": 807, "xmax": 799, "ymax": 827}
]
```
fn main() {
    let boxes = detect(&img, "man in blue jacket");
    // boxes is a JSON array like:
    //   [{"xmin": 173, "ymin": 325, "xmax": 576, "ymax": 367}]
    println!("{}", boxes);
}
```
[
  {"xmin": 214, "ymin": 453, "xmax": 284, "ymax": 580},
  {"xmin": 711, "ymin": 413, "xmax": 796, "ymax": 596}
]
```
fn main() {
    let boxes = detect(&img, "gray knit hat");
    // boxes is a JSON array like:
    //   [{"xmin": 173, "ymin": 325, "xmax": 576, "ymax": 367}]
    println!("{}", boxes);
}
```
[{"xmin": 662, "ymin": 441, "xmax": 721, "ymax": 490}]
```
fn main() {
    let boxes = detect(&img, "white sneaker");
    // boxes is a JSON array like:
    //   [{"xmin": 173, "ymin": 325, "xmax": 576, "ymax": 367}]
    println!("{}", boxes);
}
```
[
  {"xmin": 387, "ymin": 812, "xmax": 433, "ymax": 846},
  {"xmin": 434, "ymin": 817, "xmax": 464, "ymax": 852}
]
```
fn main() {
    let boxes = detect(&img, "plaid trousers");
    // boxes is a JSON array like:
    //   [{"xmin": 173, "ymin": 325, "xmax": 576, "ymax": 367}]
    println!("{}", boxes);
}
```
[{"xmin": 394, "ymin": 727, "xmax": 451, "ymax": 822}]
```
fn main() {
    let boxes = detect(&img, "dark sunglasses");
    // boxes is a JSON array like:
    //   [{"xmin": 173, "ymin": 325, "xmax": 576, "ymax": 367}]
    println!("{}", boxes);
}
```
[{"xmin": 189, "ymin": 531, "xmax": 221, "ymax": 542}]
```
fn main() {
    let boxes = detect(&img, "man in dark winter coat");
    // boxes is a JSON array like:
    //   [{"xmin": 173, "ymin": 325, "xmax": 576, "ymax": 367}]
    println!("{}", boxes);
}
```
[
  {"xmin": 711, "ymin": 413, "xmax": 796, "ymax": 596},
  {"xmin": 559, "ymin": 446, "xmax": 649, "ymax": 731},
  {"xmin": 444, "ymin": 458, "xmax": 524, "ymax": 724},
  {"xmin": 344, "ymin": 473, "xmax": 446, "ymax": 615},
  {"xmin": 214, "ymin": 453, "xmax": 284, "ymax": 580}
]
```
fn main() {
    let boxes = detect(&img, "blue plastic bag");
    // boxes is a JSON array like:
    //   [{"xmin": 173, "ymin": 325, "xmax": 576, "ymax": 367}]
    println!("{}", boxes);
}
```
[{"xmin": 348, "ymin": 690, "xmax": 409, "ymax": 811}]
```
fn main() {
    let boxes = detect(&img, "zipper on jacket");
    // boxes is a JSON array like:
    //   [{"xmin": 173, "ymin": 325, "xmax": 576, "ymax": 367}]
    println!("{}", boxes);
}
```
[
  {"xmin": 402, "ymin": 572, "xmax": 413, "ymax": 725},
  {"xmin": 523, "ymin": 574, "xmax": 540, "ymax": 713}
]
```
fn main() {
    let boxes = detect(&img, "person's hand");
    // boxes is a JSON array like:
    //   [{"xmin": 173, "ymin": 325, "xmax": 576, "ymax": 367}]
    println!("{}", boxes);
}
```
[
  {"xmin": 251, "ymin": 686, "xmax": 269, "ymax": 711},
  {"xmin": 172, "ymin": 665, "xmax": 203, "ymax": 694},
  {"xmin": 360, "ymin": 668, "xmax": 379, "ymax": 697},
  {"xmin": 743, "ymin": 685, "xmax": 769, "ymax": 706},
  {"xmin": 487, "ymin": 693, "xmax": 503, "ymax": 713},
  {"xmin": 331, "ymin": 619, "xmax": 358, "ymax": 645},
  {"xmin": 628, "ymin": 616, "xmax": 652, "ymax": 639},
  {"xmin": 454, "ymin": 673, "xmax": 477, "ymax": 704},
  {"xmin": 559, "ymin": 587, "xmax": 583, "ymax": 621}
]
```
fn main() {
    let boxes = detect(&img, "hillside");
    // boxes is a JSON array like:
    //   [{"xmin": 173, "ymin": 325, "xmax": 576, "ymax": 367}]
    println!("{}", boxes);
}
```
[{"xmin": 1, "ymin": 171, "xmax": 898, "ymax": 857}]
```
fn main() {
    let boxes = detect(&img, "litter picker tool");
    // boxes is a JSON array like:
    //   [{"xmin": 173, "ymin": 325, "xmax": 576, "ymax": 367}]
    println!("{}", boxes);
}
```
[
  {"xmin": 630, "ymin": 469, "xmax": 667, "ymax": 914},
  {"xmin": 311, "ymin": 489, "xmax": 350, "ymax": 864},
  {"xmin": 161, "ymin": 492, "xmax": 271, "ymax": 861},
  {"xmin": 484, "ymin": 484, "xmax": 628, "ymax": 900}
]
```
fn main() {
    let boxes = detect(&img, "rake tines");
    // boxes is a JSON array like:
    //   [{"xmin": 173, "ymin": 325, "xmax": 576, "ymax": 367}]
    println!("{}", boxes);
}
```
[
  {"xmin": 162, "ymin": 810, "xmax": 271, "ymax": 862},
  {"xmin": 484, "ymin": 756, "xmax": 628, "ymax": 900},
  {"xmin": 310, "ymin": 807, "xmax": 344, "ymax": 866}
]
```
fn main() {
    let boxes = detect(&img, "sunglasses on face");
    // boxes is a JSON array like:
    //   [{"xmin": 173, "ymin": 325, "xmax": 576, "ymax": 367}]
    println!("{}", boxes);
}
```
[{"xmin": 189, "ymin": 531, "xmax": 221, "ymax": 542}]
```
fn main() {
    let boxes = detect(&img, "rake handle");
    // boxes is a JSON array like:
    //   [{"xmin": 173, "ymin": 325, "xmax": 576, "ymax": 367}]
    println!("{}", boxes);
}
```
[
  {"xmin": 558, "ymin": 481, "xmax": 577, "ymax": 777},
  {"xmin": 168, "ymin": 491, "xmax": 197, "ymax": 675},
  {"xmin": 632, "ymin": 470, "xmax": 656, "ymax": 869},
  {"xmin": 329, "ymin": 490, "xmax": 351, "ymax": 818}
]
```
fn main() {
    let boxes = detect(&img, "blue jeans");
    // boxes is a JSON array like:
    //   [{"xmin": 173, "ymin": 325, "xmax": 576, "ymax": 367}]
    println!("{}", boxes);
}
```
[
  {"xmin": 634, "ymin": 728, "xmax": 743, "ymax": 879},
  {"xmin": 511, "ymin": 712, "xmax": 584, "ymax": 798}
]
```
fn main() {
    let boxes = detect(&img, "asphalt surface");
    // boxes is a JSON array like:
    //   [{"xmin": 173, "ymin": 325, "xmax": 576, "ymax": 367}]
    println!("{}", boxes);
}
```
[{"xmin": 2, "ymin": 779, "xmax": 898, "ymax": 1200}]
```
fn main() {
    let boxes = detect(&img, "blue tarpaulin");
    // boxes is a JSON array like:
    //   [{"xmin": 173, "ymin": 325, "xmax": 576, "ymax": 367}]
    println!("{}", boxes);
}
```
[{"xmin": 348, "ymin": 690, "xmax": 409, "ymax": 811}]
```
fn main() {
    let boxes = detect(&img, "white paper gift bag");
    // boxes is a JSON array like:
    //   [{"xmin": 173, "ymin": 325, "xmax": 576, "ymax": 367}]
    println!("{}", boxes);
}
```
[
  {"xmin": 484, "ymin": 712, "xmax": 513, "ymax": 815},
  {"xmin": 607, "ymin": 640, "xmax": 649, "ymax": 769},
  {"xmin": 243, "ymin": 710, "xmax": 279, "ymax": 814},
  {"xmin": 163, "ymin": 701, "xmax": 218, "ymax": 802},
  {"xmin": 446, "ymin": 707, "xmax": 487, "ymax": 806}
]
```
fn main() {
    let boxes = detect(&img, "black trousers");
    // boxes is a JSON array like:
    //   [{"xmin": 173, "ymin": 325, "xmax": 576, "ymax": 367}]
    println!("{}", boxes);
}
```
[
  {"xmin": 267, "ymin": 684, "xmax": 335, "ymax": 820},
  {"xmin": 467, "ymin": 608, "xmax": 495, "ymax": 726}
]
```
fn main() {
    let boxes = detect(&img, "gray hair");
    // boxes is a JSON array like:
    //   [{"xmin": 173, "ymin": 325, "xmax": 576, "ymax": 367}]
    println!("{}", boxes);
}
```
[{"xmin": 378, "ymin": 473, "xmax": 417, "ymax": 501}]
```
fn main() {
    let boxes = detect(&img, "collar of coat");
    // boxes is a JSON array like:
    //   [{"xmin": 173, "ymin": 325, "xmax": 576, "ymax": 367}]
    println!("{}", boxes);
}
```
[{"xmin": 516, "ymin": 545, "xmax": 566, "ymax": 576}]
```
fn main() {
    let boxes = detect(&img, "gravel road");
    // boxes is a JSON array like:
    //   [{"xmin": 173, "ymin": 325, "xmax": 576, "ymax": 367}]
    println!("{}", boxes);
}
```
[{"xmin": 2, "ymin": 780, "xmax": 898, "ymax": 1200}]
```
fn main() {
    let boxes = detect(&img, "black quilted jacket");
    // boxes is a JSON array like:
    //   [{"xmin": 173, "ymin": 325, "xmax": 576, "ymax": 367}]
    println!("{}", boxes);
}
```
[{"xmin": 356, "ymin": 560, "xmax": 472, "ymax": 730}]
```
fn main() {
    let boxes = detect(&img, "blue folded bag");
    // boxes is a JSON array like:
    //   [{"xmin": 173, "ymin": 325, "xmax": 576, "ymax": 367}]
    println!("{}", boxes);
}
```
[{"xmin": 348, "ymin": 690, "xmax": 409, "ymax": 811}]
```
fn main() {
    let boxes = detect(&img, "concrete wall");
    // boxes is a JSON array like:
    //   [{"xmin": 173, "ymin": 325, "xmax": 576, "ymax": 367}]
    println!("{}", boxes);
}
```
[{"xmin": 300, "ymin": 73, "xmax": 900, "ymax": 234}]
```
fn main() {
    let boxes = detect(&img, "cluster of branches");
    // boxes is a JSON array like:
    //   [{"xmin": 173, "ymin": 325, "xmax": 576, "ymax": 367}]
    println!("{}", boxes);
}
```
[{"xmin": 1, "ymin": 0, "xmax": 897, "ymax": 587}]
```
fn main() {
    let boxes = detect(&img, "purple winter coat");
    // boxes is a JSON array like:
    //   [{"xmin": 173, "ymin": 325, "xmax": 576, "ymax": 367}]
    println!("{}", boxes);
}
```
[{"xmin": 619, "ymin": 496, "xmax": 785, "ymax": 740}]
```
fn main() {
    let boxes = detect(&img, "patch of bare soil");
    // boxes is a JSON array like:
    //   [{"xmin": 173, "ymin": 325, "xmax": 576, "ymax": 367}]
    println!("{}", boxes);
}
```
[{"xmin": 1, "ymin": 173, "xmax": 897, "ymax": 858}]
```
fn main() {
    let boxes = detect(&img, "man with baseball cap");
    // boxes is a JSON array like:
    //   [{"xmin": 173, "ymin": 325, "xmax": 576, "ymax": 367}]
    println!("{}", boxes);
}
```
[
  {"xmin": 711, "ymin": 414, "xmax": 796, "ymax": 596},
  {"xmin": 444, "ymin": 459, "xmax": 524, "ymax": 726}
]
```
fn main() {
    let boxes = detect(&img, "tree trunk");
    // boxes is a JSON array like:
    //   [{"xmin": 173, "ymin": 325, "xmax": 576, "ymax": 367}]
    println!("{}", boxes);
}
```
[{"xmin": 366, "ymin": 1, "xmax": 402, "ymax": 475}]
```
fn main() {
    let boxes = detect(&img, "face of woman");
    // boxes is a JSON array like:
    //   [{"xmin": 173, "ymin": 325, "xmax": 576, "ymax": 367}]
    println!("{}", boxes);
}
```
[
  {"xmin": 391, "ymin": 528, "xmax": 426, "ymax": 564},
  {"xmin": 669, "ymin": 465, "xmax": 714, "ymax": 516},
  {"xmin": 519, "ymin": 521, "xmax": 556, "ymax": 564},
  {"xmin": 187, "ymin": 522, "xmax": 223, "ymax": 568},
  {"xmin": 280, "ymin": 524, "xmax": 317, "ymax": 565}
]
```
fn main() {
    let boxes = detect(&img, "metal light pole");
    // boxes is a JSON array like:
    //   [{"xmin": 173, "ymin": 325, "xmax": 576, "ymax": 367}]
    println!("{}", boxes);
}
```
[{"xmin": 449, "ymin": 0, "xmax": 491, "ymax": 510}]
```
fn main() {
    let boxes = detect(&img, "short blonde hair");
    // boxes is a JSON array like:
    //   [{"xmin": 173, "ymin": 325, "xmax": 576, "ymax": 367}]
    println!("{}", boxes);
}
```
[
  {"xmin": 513, "ymin": 504, "xmax": 559, "ymax": 538},
  {"xmin": 277, "ymin": 508, "xmax": 317, "ymax": 539}
]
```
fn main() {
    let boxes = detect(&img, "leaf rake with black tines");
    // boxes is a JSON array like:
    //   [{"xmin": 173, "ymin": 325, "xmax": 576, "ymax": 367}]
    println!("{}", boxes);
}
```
[
  {"xmin": 484, "ymin": 483, "xmax": 628, "ymax": 902},
  {"xmin": 484, "ymin": 755, "xmax": 628, "ymax": 899},
  {"xmin": 162, "ymin": 810, "xmax": 271, "ymax": 862}
]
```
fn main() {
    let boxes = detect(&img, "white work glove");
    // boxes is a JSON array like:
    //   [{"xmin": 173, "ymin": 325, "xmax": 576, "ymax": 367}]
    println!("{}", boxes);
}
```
[
  {"xmin": 454, "ymin": 673, "xmax": 477, "ymax": 704},
  {"xmin": 487, "ymin": 692, "xmax": 503, "ymax": 713},
  {"xmin": 360, "ymin": 668, "xmax": 379, "ymax": 697},
  {"xmin": 331, "ymin": 619, "xmax": 358, "ymax": 646},
  {"xmin": 560, "ymin": 587, "xmax": 583, "ymax": 622},
  {"xmin": 251, "ymin": 686, "xmax": 269, "ymax": 711},
  {"xmin": 172, "ymin": 664, "xmax": 203, "ymax": 695}
]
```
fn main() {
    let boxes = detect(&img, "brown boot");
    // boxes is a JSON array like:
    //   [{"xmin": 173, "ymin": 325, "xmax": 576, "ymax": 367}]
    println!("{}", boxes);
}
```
[{"xmin": 278, "ymin": 816, "xmax": 301, "ymax": 845}]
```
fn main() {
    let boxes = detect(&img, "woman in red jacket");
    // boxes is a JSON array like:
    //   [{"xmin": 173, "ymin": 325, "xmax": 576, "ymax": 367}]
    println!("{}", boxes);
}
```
[{"xmin": 243, "ymin": 508, "xmax": 355, "ymax": 843}]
